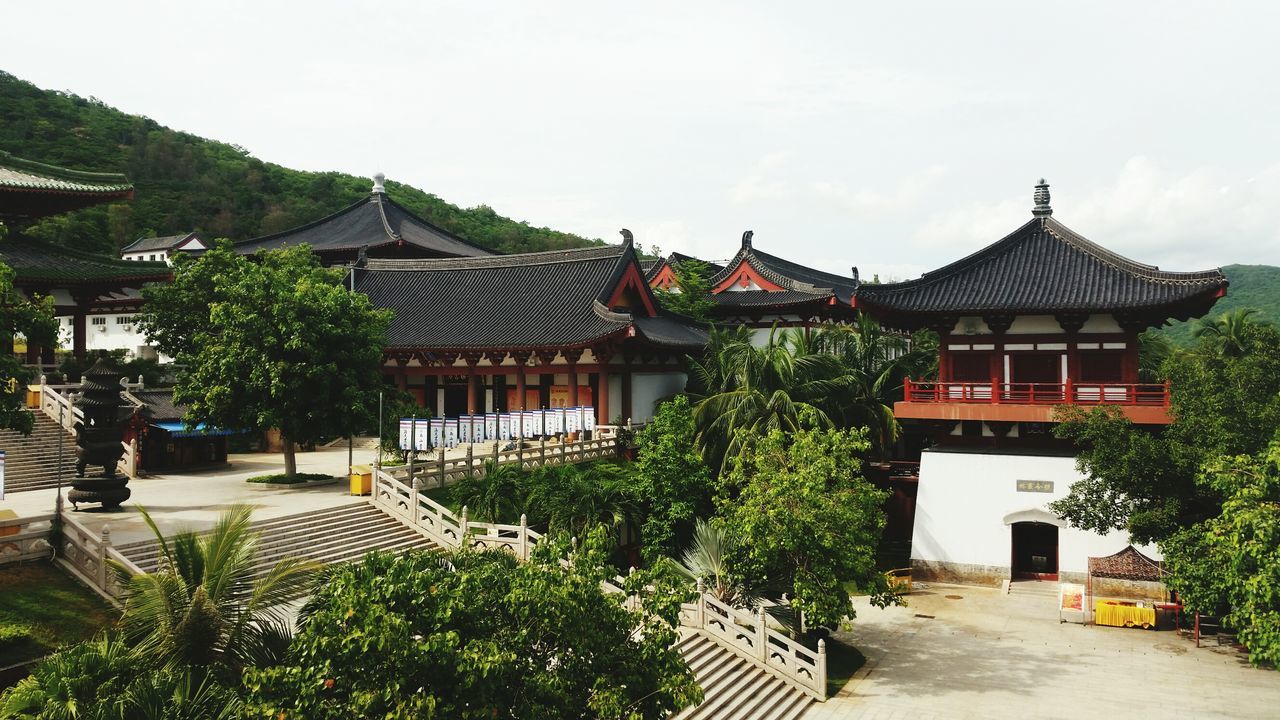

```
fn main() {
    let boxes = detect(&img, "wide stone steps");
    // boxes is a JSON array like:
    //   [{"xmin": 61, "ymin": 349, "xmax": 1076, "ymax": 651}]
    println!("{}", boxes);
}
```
[
  {"xmin": 116, "ymin": 502, "xmax": 437, "ymax": 580},
  {"xmin": 0, "ymin": 412, "xmax": 80, "ymax": 494},
  {"xmin": 673, "ymin": 632, "xmax": 813, "ymax": 720}
]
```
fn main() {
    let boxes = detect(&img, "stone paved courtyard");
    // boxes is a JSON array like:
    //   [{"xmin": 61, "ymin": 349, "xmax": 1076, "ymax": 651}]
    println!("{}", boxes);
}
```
[{"xmin": 804, "ymin": 583, "xmax": 1278, "ymax": 720}]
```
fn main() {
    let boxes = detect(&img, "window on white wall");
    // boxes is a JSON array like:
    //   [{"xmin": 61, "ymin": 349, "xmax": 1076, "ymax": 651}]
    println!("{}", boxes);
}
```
[
  {"xmin": 91, "ymin": 317, "xmax": 106, "ymax": 326},
  {"xmin": 115, "ymin": 316, "xmax": 134, "ymax": 325}
]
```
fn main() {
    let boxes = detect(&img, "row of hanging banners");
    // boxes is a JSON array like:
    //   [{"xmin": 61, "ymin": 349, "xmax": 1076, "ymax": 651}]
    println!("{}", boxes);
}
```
[{"xmin": 399, "ymin": 407, "xmax": 597, "ymax": 450}]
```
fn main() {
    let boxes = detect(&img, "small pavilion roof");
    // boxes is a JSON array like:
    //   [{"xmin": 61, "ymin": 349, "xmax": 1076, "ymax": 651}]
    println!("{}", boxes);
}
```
[
  {"xmin": 0, "ymin": 151, "xmax": 134, "ymax": 221},
  {"xmin": 854, "ymin": 181, "xmax": 1228, "ymax": 329},
  {"xmin": 121, "ymin": 232, "xmax": 202, "ymax": 254},
  {"xmin": 1088, "ymin": 545, "xmax": 1163, "ymax": 582},
  {"xmin": 352, "ymin": 242, "xmax": 706, "ymax": 352},
  {"xmin": 1, "ymin": 234, "xmax": 171, "ymax": 287},
  {"xmin": 645, "ymin": 251, "xmax": 725, "ymax": 285},
  {"xmin": 711, "ymin": 230, "xmax": 860, "ymax": 303},
  {"xmin": 234, "ymin": 181, "xmax": 493, "ymax": 259},
  {"xmin": 126, "ymin": 388, "xmax": 186, "ymax": 423}
]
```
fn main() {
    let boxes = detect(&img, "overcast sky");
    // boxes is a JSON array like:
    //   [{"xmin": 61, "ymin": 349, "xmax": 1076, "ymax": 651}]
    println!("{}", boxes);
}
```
[{"xmin": 4, "ymin": 1, "xmax": 1278, "ymax": 279}]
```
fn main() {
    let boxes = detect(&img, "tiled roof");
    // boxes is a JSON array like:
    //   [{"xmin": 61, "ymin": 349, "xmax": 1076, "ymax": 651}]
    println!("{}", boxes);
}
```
[
  {"xmin": 645, "ymin": 252, "xmax": 726, "ymax": 282},
  {"xmin": 855, "ymin": 216, "xmax": 1227, "ymax": 318},
  {"xmin": 128, "ymin": 388, "xmax": 187, "ymax": 423},
  {"xmin": 712, "ymin": 289, "xmax": 834, "ymax": 309},
  {"xmin": 234, "ymin": 191, "xmax": 494, "ymax": 258},
  {"xmin": 0, "ymin": 152, "xmax": 132, "ymax": 194},
  {"xmin": 121, "ymin": 232, "xmax": 200, "ymax": 254},
  {"xmin": 1088, "ymin": 545, "xmax": 1163, "ymax": 582},
  {"xmin": 710, "ymin": 238, "xmax": 858, "ymax": 304},
  {"xmin": 353, "ymin": 244, "xmax": 706, "ymax": 351},
  {"xmin": 1, "ymin": 234, "xmax": 172, "ymax": 285}
]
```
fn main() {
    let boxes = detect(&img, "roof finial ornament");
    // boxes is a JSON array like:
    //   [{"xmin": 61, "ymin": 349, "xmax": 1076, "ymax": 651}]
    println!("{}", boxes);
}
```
[
  {"xmin": 619, "ymin": 228, "xmax": 633, "ymax": 247},
  {"xmin": 1032, "ymin": 178, "xmax": 1052, "ymax": 217},
  {"xmin": 372, "ymin": 172, "xmax": 386, "ymax": 194},
  {"xmin": 356, "ymin": 244, "xmax": 369, "ymax": 268},
  {"xmin": 851, "ymin": 266, "xmax": 860, "ymax": 285},
  {"xmin": 741, "ymin": 230, "xmax": 754, "ymax": 250}
]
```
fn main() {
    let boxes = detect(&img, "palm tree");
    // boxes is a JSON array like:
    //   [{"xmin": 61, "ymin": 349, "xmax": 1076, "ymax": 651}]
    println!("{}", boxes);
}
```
[
  {"xmin": 522, "ymin": 463, "xmax": 642, "ymax": 537},
  {"xmin": 451, "ymin": 460, "xmax": 525, "ymax": 523},
  {"xmin": 112, "ymin": 504, "xmax": 320, "ymax": 676},
  {"xmin": 1137, "ymin": 330, "xmax": 1175, "ymax": 382},
  {"xmin": 690, "ymin": 324, "xmax": 851, "ymax": 472},
  {"xmin": 1192, "ymin": 307, "xmax": 1267, "ymax": 357},
  {"xmin": 669, "ymin": 519, "xmax": 752, "ymax": 607}
]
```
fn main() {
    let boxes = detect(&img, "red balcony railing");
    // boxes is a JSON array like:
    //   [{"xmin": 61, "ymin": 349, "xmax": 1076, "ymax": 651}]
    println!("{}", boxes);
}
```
[{"xmin": 902, "ymin": 378, "xmax": 1170, "ymax": 407}]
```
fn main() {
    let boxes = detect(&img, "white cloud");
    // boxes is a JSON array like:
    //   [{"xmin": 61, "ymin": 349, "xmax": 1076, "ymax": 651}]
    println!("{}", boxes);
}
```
[
  {"xmin": 810, "ymin": 166, "xmax": 949, "ymax": 217},
  {"xmin": 729, "ymin": 152, "xmax": 795, "ymax": 206}
]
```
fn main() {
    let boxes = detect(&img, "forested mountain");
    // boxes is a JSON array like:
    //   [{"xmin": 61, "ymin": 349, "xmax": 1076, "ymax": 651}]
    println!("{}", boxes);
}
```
[
  {"xmin": 0, "ymin": 71, "xmax": 600, "ymax": 255},
  {"xmin": 1161, "ymin": 264, "xmax": 1280, "ymax": 345}
]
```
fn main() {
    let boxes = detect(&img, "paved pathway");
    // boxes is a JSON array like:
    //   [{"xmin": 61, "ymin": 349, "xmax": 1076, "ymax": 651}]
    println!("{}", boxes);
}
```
[
  {"xmin": 0, "ymin": 446, "xmax": 367, "ymax": 545},
  {"xmin": 804, "ymin": 583, "xmax": 1278, "ymax": 720}
]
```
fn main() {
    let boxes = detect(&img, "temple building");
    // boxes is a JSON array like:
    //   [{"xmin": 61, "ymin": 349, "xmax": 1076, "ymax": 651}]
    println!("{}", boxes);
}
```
[
  {"xmin": 234, "ymin": 174, "xmax": 493, "ymax": 265},
  {"xmin": 644, "ymin": 252, "xmax": 724, "ymax": 291},
  {"xmin": 646, "ymin": 231, "xmax": 862, "ymax": 341},
  {"xmin": 0, "ymin": 152, "xmax": 171, "ymax": 362},
  {"xmin": 350, "ymin": 235, "xmax": 705, "ymax": 425},
  {"xmin": 121, "ymin": 232, "xmax": 207, "ymax": 264},
  {"xmin": 855, "ymin": 180, "xmax": 1228, "ymax": 587}
]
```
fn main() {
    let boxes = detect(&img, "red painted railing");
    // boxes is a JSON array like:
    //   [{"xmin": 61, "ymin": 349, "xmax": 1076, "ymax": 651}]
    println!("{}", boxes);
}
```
[{"xmin": 903, "ymin": 378, "xmax": 1170, "ymax": 407}]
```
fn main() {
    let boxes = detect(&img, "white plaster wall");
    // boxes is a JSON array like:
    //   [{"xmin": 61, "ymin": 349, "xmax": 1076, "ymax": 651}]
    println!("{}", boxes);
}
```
[
  {"xmin": 630, "ymin": 372, "xmax": 687, "ymax": 423},
  {"xmin": 57, "ymin": 314, "xmax": 156, "ymax": 357},
  {"xmin": 607, "ymin": 374, "xmax": 623, "ymax": 424},
  {"xmin": 911, "ymin": 449, "xmax": 1157, "ymax": 575},
  {"xmin": 950, "ymin": 314, "xmax": 1121, "ymax": 336}
]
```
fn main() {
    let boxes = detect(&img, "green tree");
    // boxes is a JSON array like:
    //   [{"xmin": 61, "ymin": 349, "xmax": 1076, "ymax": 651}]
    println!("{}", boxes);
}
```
[
  {"xmin": 654, "ymin": 260, "xmax": 716, "ymax": 322},
  {"xmin": 0, "ymin": 258, "xmax": 58, "ymax": 435},
  {"xmin": 669, "ymin": 519, "xmax": 752, "ymax": 607},
  {"xmin": 137, "ymin": 242, "xmax": 393, "ymax": 476},
  {"xmin": 714, "ymin": 418, "xmax": 895, "ymax": 627},
  {"xmin": 1162, "ymin": 442, "xmax": 1280, "ymax": 666},
  {"xmin": 1052, "ymin": 322, "xmax": 1280, "ymax": 543},
  {"xmin": 689, "ymin": 325, "xmax": 849, "ymax": 472},
  {"xmin": 522, "ymin": 462, "xmax": 643, "ymax": 538},
  {"xmin": 634, "ymin": 396, "xmax": 714, "ymax": 563},
  {"xmin": 1192, "ymin": 307, "xmax": 1268, "ymax": 358},
  {"xmin": 242, "ymin": 530, "xmax": 701, "ymax": 719},
  {"xmin": 114, "ymin": 505, "xmax": 319, "ymax": 677},
  {"xmin": 450, "ymin": 460, "xmax": 526, "ymax": 524}
]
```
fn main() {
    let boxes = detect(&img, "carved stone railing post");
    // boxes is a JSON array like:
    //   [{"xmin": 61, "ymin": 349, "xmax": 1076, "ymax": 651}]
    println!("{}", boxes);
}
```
[
  {"xmin": 519, "ymin": 514, "xmax": 529, "ymax": 560},
  {"xmin": 436, "ymin": 447, "xmax": 446, "ymax": 487},
  {"xmin": 492, "ymin": 440, "xmax": 500, "ymax": 464},
  {"xmin": 755, "ymin": 607, "xmax": 768, "ymax": 662},
  {"xmin": 695, "ymin": 579, "xmax": 706, "ymax": 628},
  {"xmin": 465, "ymin": 443, "xmax": 474, "ymax": 478},
  {"xmin": 539, "ymin": 438, "xmax": 546, "ymax": 466},
  {"xmin": 410, "ymin": 476, "xmax": 421, "ymax": 521},
  {"xmin": 459, "ymin": 505, "xmax": 469, "ymax": 546},
  {"xmin": 97, "ymin": 525, "xmax": 111, "ymax": 591},
  {"xmin": 817, "ymin": 639, "xmax": 827, "ymax": 697}
]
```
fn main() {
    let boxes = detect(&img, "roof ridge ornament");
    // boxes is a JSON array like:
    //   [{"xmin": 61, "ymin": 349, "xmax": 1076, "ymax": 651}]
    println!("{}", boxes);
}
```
[
  {"xmin": 742, "ymin": 230, "xmax": 754, "ymax": 250},
  {"xmin": 1033, "ymin": 178, "xmax": 1052, "ymax": 217},
  {"xmin": 372, "ymin": 172, "xmax": 386, "ymax": 194},
  {"xmin": 619, "ymin": 228, "xmax": 633, "ymax": 247}
]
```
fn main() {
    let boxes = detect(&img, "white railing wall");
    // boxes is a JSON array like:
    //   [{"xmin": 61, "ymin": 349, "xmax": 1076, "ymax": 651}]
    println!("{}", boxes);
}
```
[
  {"xmin": 53, "ymin": 510, "xmax": 143, "ymax": 603},
  {"xmin": 370, "ymin": 464, "xmax": 826, "ymax": 701},
  {"xmin": 382, "ymin": 436, "xmax": 618, "ymax": 490},
  {"xmin": 0, "ymin": 513, "xmax": 55, "ymax": 565}
]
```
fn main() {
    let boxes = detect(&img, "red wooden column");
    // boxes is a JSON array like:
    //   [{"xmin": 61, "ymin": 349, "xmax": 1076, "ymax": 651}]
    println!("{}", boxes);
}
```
[
  {"xmin": 512, "ymin": 351, "xmax": 532, "ymax": 411},
  {"xmin": 594, "ymin": 345, "xmax": 614, "ymax": 426},
  {"xmin": 484, "ymin": 351, "xmax": 507, "ymax": 413},
  {"xmin": 563, "ymin": 348, "xmax": 583, "ymax": 406},
  {"xmin": 464, "ymin": 354, "xmax": 480, "ymax": 414},
  {"xmin": 72, "ymin": 310, "xmax": 88, "ymax": 361},
  {"xmin": 394, "ymin": 356, "xmax": 409, "ymax": 393}
]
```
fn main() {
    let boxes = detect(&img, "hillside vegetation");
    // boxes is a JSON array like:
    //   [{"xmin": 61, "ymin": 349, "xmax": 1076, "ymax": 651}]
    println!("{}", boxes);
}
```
[
  {"xmin": 0, "ymin": 71, "xmax": 599, "ymax": 255},
  {"xmin": 1161, "ymin": 264, "xmax": 1280, "ymax": 345}
]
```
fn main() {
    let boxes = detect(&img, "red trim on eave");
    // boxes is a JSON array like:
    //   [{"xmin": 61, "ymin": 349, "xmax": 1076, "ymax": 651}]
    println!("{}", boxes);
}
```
[
  {"xmin": 607, "ymin": 261, "xmax": 658, "ymax": 317},
  {"xmin": 711, "ymin": 259, "xmax": 787, "ymax": 294},
  {"xmin": 650, "ymin": 264, "xmax": 678, "ymax": 290},
  {"xmin": 1215, "ymin": 286, "xmax": 1228, "ymax": 298}
]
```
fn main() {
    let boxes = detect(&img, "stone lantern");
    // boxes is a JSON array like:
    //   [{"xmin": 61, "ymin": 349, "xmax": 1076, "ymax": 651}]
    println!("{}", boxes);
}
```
[{"xmin": 69, "ymin": 358, "xmax": 131, "ymax": 509}]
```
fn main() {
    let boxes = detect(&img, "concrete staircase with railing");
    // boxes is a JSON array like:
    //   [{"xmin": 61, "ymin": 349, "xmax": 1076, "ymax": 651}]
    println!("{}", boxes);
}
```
[
  {"xmin": 674, "ymin": 632, "xmax": 813, "ymax": 720},
  {"xmin": 0, "ymin": 411, "xmax": 79, "ymax": 494},
  {"xmin": 114, "ymin": 501, "xmax": 437, "ymax": 577}
]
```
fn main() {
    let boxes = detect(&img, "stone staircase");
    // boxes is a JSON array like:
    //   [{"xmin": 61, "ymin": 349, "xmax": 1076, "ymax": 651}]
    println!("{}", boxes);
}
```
[
  {"xmin": 673, "ymin": 632, "xmax": 813, "ymax": 720},
  {"xmin": 1007, "ymin": 579, "xmax": 1060, "ymax": 600},
  {"xmin": 0, "ymin": 411, "xmax": 79, "ymax": 494},
  {"xmin": 115, "ymin": 501, "xmax": 437, "ymax": 578}
]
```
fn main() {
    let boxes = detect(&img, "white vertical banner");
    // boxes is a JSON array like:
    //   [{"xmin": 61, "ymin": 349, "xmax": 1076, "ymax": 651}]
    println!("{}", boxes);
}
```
[
  {"xmin": 399, "ymin": 419, "xmax": 413, "ymax": 450},
  {"xmin": 414, "ymin": 421, "xmax": 430, "ymax": 451},
  {"xmin": 582, "ymin": 406, "xmax": 596, "ymax": 432},
  {"xmin": 429, "ymin": 419, "xmax": 444, "ymax": 449},
  {"xmin": 445, "ymin": 419, "xmax": 459, "ymax": 448},
  {"xmin": 545, "ymin": 407, "xmax": 563, "ymax": 435},
  {"xmin": 499, "ymin": 413, "xmax": 512, "ymax": 440},
  {"xmin": 484, "ymin": 414, "xmax": 498, "ymax": 442},
  {"xmin": 565, "ymin": 408, "xmax": 580, "ymax": 434}
]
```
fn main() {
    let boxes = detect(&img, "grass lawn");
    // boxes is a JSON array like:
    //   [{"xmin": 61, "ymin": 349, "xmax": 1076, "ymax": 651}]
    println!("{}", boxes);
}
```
[
  {"xmin": 419, "ymin": 483, "xmax": 458, "ymax": 511},
  {"xmin": 0, "ymin": 562, "xmax": 118, "ymax": 668},
  {"xmin": 824, "ymin": 637, "xmax": 866, "ymax": 696}
]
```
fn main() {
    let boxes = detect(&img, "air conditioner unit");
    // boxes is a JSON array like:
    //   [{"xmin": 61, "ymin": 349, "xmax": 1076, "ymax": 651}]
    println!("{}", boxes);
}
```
[
  {"xmin": 122, "ymin": 325, "xmax": 133, "ymax": 332},
  {"xmin": 96, "ymin": 325, "xmax": 107, "ymax": 333}
]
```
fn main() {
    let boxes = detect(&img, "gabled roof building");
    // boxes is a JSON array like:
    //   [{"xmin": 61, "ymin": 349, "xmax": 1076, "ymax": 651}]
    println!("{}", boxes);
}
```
[
  {"xmin": 352, "ymin": 234, "xmax": 705, "ymax": 425},
  {"xmin": 235, "ymin": 174, "xmax": 493, "ymax": 265},
  {"xmin": 121, "ymin": 232, "xmax": 206, "ymax": 264}
]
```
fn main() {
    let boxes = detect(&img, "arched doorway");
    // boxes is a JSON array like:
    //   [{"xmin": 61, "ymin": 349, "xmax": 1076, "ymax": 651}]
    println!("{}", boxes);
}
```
[{"xmin": 1011, "ymin": 521, "xmax": 1059, "ymax": 580}]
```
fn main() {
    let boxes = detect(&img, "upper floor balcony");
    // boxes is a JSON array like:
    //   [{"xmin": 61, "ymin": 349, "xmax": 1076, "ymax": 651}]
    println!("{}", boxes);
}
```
[{"xmin": 896, "ymin": 378, "xmax": 1173, "ymax": 425}]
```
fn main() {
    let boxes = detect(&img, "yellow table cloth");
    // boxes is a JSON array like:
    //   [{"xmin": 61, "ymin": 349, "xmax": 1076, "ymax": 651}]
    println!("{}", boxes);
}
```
[{"xmin": 1095, "ymin": 601, "xmax": 1156, "ymax": 628}]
